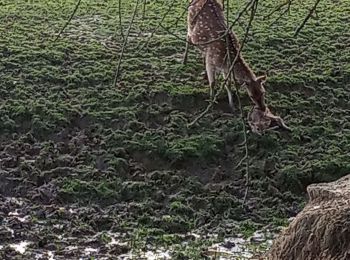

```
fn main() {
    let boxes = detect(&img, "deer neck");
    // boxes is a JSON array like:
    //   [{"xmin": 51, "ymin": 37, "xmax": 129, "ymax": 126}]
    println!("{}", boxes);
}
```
[{"xmin": 234, "ymin": 57, "xmax": 257, "ymax": 85}]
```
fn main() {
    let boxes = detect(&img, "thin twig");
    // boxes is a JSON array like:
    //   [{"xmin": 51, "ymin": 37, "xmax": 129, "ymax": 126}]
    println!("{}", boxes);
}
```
[
  {"xmin": 228, "ymin": 0, "xmax": 255, "ymax": 31},
  {"xmin": 222, "ymin": 2, "xmax": 256, "ymax": 92},
  {"xmin": 113, "ymin": 0, "xmax": 140, "ymax": 86},
  {"xmin": 158, "ymin": 0, "xmax": 192, "ymax": 41},
  {"xmin": 226, "ymin": 0, "xmax": 229, "ymax": 22},
  {"xmin": 268, "ymin": 0, "xmax": 292, "ymax": 27},
  {"xmin": 173, "ymin": 4, "xmax": 188, "ymax": 28},
  {"xmin": 118, "ymin": 0, "xmax": 124, "ymax": 39},
  {"xmin": 219, "ymin": 0, "xmax": 259, "ymax": 207},
  {"xmin": 269, "ymin": 6, "xmax": 290, "ymax": 27},
  {"xmin": 187, "ymin": 91, "xmax": 223, "ymax": 127},
  {"xmin": 136, "ymin": 0, "xmax": 176, "ymax": 53},
  {"xmin": 240, "ymin": 0, "xmax": 259, "ymax": 207},
  {"xmin": 220, "ymin": 0, "xmax": 258, "ymax": 207},
  {"xmin": 53, "ymin": 0, "xmax": 82, "ymax": 42},
  {"xmin": 142, "ymin": 0, "xmax": 147, "ymax": 19},
  {"xmin": 236, "ymin": 153, "xmax": 248, "ymax": 169},
  {"xmin": 294, "ymin": 0, "xmax": 321, "ymax": 37},
  {"xmin": 263, "ymin": 0, "xmax": 291, "ymax": 20},
  {"xmin": 188, "ymin": 0, "xmax": 258, "ymax": 206}
]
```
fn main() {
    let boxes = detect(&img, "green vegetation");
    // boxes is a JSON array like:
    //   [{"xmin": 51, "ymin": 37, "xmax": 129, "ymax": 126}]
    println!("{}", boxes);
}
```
[{"xmin": 0, "ymin": 0, "xmax": 349, "ymax": 258}]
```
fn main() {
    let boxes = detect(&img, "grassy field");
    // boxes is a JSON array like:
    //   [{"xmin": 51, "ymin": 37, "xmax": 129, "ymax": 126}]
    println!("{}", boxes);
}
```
[{"xmin": 0, "ymin": 0, "xmax": 349, "ymax": 258}]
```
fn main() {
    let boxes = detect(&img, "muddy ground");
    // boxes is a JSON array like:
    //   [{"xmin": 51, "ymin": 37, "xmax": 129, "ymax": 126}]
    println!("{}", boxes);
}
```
[{"xmin": 0, "ymin": 0, "xmax": 349, "ymax": 259}]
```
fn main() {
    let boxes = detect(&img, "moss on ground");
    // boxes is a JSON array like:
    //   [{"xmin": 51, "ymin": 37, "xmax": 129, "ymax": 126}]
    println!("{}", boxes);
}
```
[{"xmin": 0, "ymin": 0, "xmax": 349, "ymax": 258}]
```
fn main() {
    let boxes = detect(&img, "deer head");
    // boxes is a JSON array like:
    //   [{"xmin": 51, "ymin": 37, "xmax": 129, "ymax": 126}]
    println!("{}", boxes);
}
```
[{"xmin": 248, "ymin": 106, "xmax": 291, "ymax": 134}]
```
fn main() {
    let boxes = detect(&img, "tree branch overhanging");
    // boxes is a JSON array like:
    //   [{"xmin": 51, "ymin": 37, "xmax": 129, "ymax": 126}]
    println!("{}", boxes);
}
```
[
  {"xmin": 53, "ymin": 0, "xmax": 82, "ymax": 42},
  {"xmin": 294, "ymin": 0, "xmax": 321, "ymax": 37},
  {"xmin": 113, "ymin": 0, "xmax": 140, "ymax": 86}
]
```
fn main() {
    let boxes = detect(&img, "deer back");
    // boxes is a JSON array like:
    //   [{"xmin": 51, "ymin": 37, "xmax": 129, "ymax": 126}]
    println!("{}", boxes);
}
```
[
  {"xmin": 188, "ymin": 0, "xmax": 226, "ymax": 45},
  {"xmin": 188, "ymin": 1, "xmax": 241, "ymax": 63}
]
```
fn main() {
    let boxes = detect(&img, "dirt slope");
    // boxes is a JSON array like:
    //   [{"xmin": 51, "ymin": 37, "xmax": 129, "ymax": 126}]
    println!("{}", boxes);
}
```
[{"xmin": 0, "ymin": 0, "xmax": 349, "ymax": 258}]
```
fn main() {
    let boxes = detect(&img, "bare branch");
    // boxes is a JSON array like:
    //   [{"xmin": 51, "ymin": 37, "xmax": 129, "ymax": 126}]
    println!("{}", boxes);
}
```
[
  {"xmin": 229, "ymin": 0, "xmax": 259, "ymax": 208},
  {"xmin": 118, "ymin": 0, "xmax": 124, "ymax": 39},
  {"xmin": 263, "ymin": 0, "xmax": 291, "ymax": 20},
  {"xmin": 228, "ymin": 0, "xmax": 254, "ymax": 31},
  {"xmin": 142, "ymin": 0, "xmax": 147, "ymax": 19},
  {"xmin": 268, "ymin": 4, "xmax": 291, "ymax": 27},
  {"xmin": 53, "ymin": 0, "xmax": 82, "ymax": 42},
  {"xmin": 218, "ymin": 0, "xmax": 259, "ymax": 208},
  {"xmin": 113, "ymin": 0, "xmax": 140, "ymax": 86},
  {"xmin": 226, "ymin": 0, "xmax": 229, "ymax": 21},
  {"xmin": 187, "ymin": 95, "xmax": 221, "ymax": 127},
  {"xmin": 294, "ymin": 0, "xmax": 321, "ymax": 37},
  {"xmin": 136, "ymin": 0, "xmax": 176, "ymax": 53}
]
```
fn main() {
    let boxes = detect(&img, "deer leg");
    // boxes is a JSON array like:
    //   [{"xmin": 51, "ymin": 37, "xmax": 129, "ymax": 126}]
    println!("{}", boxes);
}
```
[
  {"xmin": 182, "ymin": 35, "xmax": 190, "ymax": 65},
  {"xmin": 202, "ymin": 55, "xmax": 209, "ymax": 82},
  {"xmin": 206, "ymin": 62, "xmax": 216, "ymax": 99},
  {"xmin": 223, "ymin": 71, "xmax": 234, "ymax": 111}
]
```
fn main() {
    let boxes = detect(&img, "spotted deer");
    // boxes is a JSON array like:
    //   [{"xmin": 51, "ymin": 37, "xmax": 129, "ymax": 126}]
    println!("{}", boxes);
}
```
[
  {"xmin": 184, "ymin": 0, "xmax": 290, "ymax": 132},
  {"xmin": 184, "ymin": 0, "xmax": 291, "ymax": 133}
]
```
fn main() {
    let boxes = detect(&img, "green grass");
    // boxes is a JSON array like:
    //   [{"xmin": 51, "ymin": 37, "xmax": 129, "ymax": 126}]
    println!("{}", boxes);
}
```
[{"xmin": 1, "ymin": 0, "xmax": 349, "ymax": 258}]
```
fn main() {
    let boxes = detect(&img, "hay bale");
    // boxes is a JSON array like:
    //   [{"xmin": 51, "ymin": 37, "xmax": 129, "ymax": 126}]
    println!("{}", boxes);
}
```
[{"xmin": 267, "ymin": 174, "xmax": 350, "ymax": 260}]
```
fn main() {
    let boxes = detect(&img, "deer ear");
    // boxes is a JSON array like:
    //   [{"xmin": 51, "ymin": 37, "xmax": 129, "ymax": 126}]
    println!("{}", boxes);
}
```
[{"xmin": 256, "ymin": 75, "xmax": 267, "ymax": 84}]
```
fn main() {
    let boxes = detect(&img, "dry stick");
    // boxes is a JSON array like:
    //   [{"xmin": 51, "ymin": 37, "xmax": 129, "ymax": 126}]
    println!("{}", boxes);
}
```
[
  {"xmin": 263, "ymin": 0, "xmax": 291, "ymax": 20},
  {"xmin": 228, "ymin": 0, "xmax": 255, "ymax": 31},
  {"xmin": 269, "ymin": 4, "xmax": 291, "ymax": 27},
  {"xmin": 136, "ymin": 0, "xmax": 176, "ymax": 53},
  {"xmin": 240, "ymin": 0, "xmax": 258, "ymax": 207},
  {"xmin": 294, "ymin": 0, "xmax": 321, "ymax": 37},
  {"xmin": 267, "ymin": 0, "xmax": 293, "ymax": 27},
  {"xmin": 113, "ymin": 0, "xmax": 140, "ymax": 86},
  {"xmin": 155, "ymin": 1, "xmax": 192, "ymax": 42},
  {"xmin": 142, "ymin": 0, "xmax": 147, "ymax": 19},
  {"xmin": 173, "ymin": 3, "xmax": 188, "ymax": 29},
  {"xmin": 159, "ymin": 1, "xmax": 189, "ymax": 40},
  {"xmin": 160, "ymin": 24, "xmax": 227, "ymax": 47},
  {"xmin": 118, "ymin": 0, "xmax": 124, "ymax": 39},
  {"xmin": 287, "ymin": 0, "xmax": 292, "ymax": 15},
  {"xmin": 187, "ymin": 86, "xmax": 224, "ymax": 127},
  {"xmin": 53, "ymin": 0, "xmax": 82, "ymax": 42},
  {"xmin": 214, "ymin": 0, "xmax": 258, "ymax": 206},
  {"xmin": 224, "ymin": 2, "xmax": 257, "ymax": 100},
  {"xmin": 226, "ymin": 0, "xmax": 229, "ymax": 22}
]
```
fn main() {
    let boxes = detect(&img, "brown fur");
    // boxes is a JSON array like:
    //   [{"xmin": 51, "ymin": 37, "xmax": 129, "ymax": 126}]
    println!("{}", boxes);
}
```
[
  {"xmin": 184, "ymin": 0, "xmax": 290, "ymax": 133},
  {"xmin": 248, "ymin": 106, "xmax": 291, "ymax": 134}
]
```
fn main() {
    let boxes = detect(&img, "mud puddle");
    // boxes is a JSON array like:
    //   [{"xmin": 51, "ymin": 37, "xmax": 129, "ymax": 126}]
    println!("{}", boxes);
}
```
[{"xmin": 0, "ymin": 193, "xmax": 278, "ymax": 259}]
